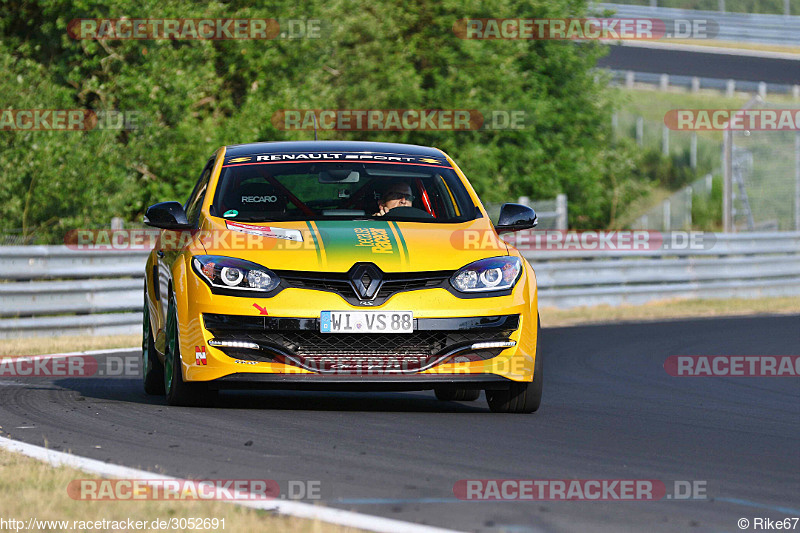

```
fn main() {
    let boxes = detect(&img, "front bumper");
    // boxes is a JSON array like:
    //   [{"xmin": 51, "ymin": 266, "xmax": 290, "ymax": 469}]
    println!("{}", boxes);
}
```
[
  {"xmin": 175, "ymin": 264, "xmax": 538, "ymax": 384},
  {"xmin": 204, "ymin": 313, "xmax": 519, "ymax": 374},
  {"xmin": 209, "ymin": 373, "xmax": 517, "ymax": 391}
]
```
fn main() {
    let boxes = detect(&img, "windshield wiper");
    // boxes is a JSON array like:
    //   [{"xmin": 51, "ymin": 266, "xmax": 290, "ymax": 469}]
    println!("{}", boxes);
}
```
[{"xmin": 225, "ymin": 216, "xmax": 277, "ymax": 222}]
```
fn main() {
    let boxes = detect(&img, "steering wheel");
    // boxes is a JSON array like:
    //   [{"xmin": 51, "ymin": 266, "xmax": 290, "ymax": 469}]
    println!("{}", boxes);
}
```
[{"xmin": 383, "ymin": 206, "xmax": 435, "ymax": 219}]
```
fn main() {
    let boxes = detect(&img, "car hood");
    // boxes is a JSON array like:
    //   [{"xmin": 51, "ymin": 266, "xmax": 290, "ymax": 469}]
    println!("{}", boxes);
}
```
[{"xmin": 198, "ymin": 218, "xmax": 508, "ymax": 273}]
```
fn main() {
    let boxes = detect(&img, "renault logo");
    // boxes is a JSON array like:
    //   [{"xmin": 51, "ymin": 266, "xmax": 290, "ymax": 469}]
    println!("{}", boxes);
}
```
[{"xmin": 348, "ymin": 263, "xmax": 383, "ymax": 300}]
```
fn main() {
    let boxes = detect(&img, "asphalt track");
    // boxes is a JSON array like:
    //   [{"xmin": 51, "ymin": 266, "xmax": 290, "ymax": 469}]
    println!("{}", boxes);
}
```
[
  {"xmin": 1, "ymin": 315, "xmax": 798, "ymax": 532},
  {"xmin": 598, "ymin": 44, "xmax": 800, "ymax": 84}
]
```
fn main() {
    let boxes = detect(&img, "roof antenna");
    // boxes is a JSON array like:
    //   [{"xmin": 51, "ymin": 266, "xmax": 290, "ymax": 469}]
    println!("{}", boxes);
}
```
[{"xmin": 313, "ymin": 113, "xmax": 318, "ymax": 141}]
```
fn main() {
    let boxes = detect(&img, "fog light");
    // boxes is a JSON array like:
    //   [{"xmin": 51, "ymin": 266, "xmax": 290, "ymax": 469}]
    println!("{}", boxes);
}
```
[
  {"xmin": 208, "ymin": 339, "xmax": 260, "ymax": 350},
  {"xmin": 470, "ymin": 341, "xmax": 516, "ymax": 350}
]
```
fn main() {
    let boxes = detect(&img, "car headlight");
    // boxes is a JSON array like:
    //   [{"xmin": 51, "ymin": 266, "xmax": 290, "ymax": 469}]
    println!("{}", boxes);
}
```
[
  {"xmin": 450, "ymin": 256, "xmax": 522, "ymax": 293},
  {"xmin": 192, "ymin": 255, "xmax": 280, "ymax": 292}
]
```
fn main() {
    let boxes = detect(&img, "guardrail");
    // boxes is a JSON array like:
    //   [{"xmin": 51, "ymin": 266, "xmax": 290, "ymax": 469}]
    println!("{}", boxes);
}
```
[
  {"xmin": 0, "ymin": 247, "xmax": 149, "ymax": 338},
  {"xmin": 596, "ymin": 3, "xmax": 800, "ymax": 45},
  {"xmin": 608, "ymin": 69, "xmax": 800, "ymax": 98},
  {"xmin": 0, "ymin": 232, "xmax": 798, "ymax": 338},
  {"xmin": 530, "ymin": 232, "xmax": 800, "ymax": 307}
]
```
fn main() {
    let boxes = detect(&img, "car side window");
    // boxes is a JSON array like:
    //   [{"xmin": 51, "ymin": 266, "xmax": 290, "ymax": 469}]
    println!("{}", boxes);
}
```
[{"xmin": 185, "ymin": 158, "xmax": 215, "ymax": 227}]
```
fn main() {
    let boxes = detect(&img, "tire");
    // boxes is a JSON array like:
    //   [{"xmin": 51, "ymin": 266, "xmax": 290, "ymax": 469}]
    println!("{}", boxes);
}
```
[
  {"xmin": 486, "ymin": 316, "xmax": 542, "ymax": 414},
  {"xmin": 142, "ymin": 287, "xmax": 165, "ymax": 395},
  {"xmin": 434, "ymin": 387, "xmax": 481, "ymax": 402},
  {"xmin": 164, "ymin": 294, "xmax": 217, "ymax": 407}
]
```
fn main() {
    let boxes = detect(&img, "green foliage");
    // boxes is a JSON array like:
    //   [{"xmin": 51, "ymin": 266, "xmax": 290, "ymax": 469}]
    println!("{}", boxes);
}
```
[
  {"xmin": 637, "ymin": 148, "xmax": 698, "ymax": 190},
  {"xmin": 0, "ymin": 0, "xmax": 654, "ymax": 241},
  {"xmin": 691, "ymin": 175, "xmax": 723, "ymax": 230},
  {"xmin": 586, "ymin": 138, "xmax": 653, "ymax": 228},
  {"xmin": 606, "ymin": 0, "xmax": 788, "ymax": 15}
]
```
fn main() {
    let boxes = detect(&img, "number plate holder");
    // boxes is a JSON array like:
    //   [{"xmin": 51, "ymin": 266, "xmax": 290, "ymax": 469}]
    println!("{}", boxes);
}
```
[{"xmin": 320, "ymin": 311, "xmax": 413, "ymax": 333}]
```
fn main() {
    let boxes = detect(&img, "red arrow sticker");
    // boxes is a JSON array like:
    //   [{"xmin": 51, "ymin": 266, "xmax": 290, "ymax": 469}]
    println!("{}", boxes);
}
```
[{"xmin": 252, "ymin": 303, "xmax": 269, "ymax": 315}]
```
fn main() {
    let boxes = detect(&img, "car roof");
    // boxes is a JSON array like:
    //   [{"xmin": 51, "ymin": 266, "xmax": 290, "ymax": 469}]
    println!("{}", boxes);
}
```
[{"xmin": 223, "ymin": 140, "xmax": 446, "ymax": 159}]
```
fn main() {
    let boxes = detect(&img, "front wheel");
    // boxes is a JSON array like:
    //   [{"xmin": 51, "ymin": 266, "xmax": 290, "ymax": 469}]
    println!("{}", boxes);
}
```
[
  {"xmin": 486, "ymin": 379, "xmax": 541, "ymax": 413},
  {"xmin": 142, "ymin": 288, "xmax": 165, "ymax": 395},
  {"xmin": 164, "ymin": 294, "xmax": 217, "ymax": 407},
  {"xmin": 486, "ymin": 317, "xmax": 542, "ymax": 414}
]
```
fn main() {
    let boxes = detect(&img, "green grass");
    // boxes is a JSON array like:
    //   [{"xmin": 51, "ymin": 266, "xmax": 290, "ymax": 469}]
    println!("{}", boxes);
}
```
[
  {"xmin": 2, "ymin": 334, "xmax": 141, "ymax": 357},
  {"xmin": 0, "ymin": 448, "xmax": 361, "ymax": 533},
  {"xmin": 617, "ymin": 88, "xmax": 755, "ymax": 123}
]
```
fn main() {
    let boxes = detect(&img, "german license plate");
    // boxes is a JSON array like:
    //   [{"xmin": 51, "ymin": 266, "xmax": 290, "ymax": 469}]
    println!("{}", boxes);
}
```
[{"xmin": 320, "ymin": 311, "xmax": 413, "ymax": 333}]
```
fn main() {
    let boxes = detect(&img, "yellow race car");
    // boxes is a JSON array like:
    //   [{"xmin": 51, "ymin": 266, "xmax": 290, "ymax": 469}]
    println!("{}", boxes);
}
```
[{"xmin": 142, "ymin": 141, "xmax": 541, "ymax": 413}]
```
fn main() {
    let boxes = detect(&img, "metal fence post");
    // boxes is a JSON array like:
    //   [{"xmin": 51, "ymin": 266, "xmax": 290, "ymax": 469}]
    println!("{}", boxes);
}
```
[
  {"xmin": 685, "ymin": 186, "xmax": 693, "ymax": 229},
  {"xmin": 723, "ymin": 130, "xmax": 733, "ymax": 232},
  {"xmin": 795, "ymin": 132, "xmax": 800, "ymax": 230},
  {"xmin": 662, "ymin": 124, "xmax": 670, "ymax": 156},
  {"xmin": 690, "ymin": 133, "xmax": 697, "ymax": 170},
  {"xmin": 556, "ymin": 194, "xmax": 568, "ymax": 230},
  {"xmin": 726, "ymin": 80, "xmax": 736, "ymax": 98},
  {"xmin": 625, "ymin": 71, "xmax": 635, "ymax": 89},
  {"xmin": 758, "ymin": 82, "xmax": 768, "ymax": 99},
  {"xmin": 659, "ymin": 74, "xmax": 669, "ymax": 91},
  {"xmin": 663, "ymin": 199, "xmax": 671, "ymax": 231},
  {"xmin": 718, "ymin": 0, "xmax": 725, "ymax": 12}
]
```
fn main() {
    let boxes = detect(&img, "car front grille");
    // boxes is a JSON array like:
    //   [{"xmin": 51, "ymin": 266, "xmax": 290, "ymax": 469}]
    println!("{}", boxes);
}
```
[
  {"xmin": 277, "ymin": 270, "xmax": 451, "ymax": 306},
  {"xmin": 203, "ymin": 313, "xmax": 519, "ymax": 374}
]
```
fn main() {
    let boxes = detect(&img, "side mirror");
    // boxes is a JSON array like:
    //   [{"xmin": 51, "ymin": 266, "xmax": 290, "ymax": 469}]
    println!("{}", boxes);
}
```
[
  {"xmin": 144, "ymin": 201, "xmax": 192, "ymax": 230},
  {"xmin": 495, "ymin": 203, "xmax": 538, "ymax": 233}
]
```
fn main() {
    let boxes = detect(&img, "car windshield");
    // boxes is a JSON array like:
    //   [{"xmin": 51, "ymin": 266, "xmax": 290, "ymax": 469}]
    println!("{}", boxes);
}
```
[{"xmin": 211, "ymin": 160, "xmax": 476, "ymax": 223}]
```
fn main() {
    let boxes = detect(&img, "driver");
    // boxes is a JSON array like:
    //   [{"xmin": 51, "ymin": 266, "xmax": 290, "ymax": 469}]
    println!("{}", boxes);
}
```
[{"xmin": 373, "ymin": 182, "xmax": 414, "ymax": 216}]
